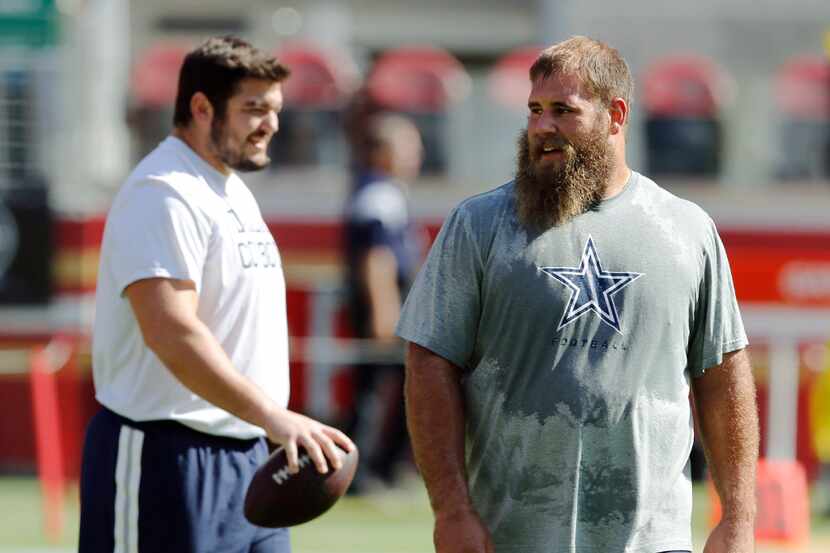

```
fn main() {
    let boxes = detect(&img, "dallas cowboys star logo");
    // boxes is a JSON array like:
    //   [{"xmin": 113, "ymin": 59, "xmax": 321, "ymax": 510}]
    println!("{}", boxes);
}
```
[{"xmin": 541, "ymin": 236, "xmax": 644, "ymax": 334}]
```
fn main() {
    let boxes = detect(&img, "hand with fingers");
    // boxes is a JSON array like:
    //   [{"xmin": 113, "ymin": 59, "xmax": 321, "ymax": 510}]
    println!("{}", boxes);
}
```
[{"xmin": 263, "ymin": 406, "xmax": 356, "ymax": 475}]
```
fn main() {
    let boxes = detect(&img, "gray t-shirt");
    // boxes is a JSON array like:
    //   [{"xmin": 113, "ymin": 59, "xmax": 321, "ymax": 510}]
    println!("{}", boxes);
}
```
[{"xmin": 396, "ymin": 172, "xmax": 747, "ymax": 553}]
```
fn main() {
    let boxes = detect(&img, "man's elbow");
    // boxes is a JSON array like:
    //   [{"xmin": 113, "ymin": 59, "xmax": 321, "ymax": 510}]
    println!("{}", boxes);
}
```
[
  {"xmin": 139, "ymin": 322, "xmax": 170, "ymax": 356},
  {"xmin": 138, "ymin": 316, "xmax": 197, "ymax": 359}
]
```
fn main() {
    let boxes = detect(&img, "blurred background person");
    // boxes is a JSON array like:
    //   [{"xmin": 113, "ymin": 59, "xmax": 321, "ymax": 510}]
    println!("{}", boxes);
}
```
[{"xmin": 342, "ymin": 112, "xmax": 425, "ymax": 493}]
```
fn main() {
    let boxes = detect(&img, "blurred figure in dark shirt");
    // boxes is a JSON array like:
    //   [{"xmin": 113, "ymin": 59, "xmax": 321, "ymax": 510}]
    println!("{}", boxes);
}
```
[{"xmin": 343, "ymin": 113, "xmax": 424, "ymax": 492}]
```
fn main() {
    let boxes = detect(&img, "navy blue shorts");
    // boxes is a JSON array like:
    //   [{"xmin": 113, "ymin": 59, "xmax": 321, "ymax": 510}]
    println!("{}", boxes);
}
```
[{"xmin": 79, "ymin": 408, "xmax": 290, "ymax": 553}]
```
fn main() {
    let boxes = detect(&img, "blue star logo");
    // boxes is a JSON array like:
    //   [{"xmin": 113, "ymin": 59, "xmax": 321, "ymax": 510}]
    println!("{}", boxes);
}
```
[{"xmin": 541, "ymin": 236, "xmax": 644, "ymax": 334}]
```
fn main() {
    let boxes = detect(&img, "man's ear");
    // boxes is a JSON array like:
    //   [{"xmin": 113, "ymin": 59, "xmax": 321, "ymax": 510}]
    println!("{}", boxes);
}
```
[
  {"xmin": 189, "ymin": 92, "xmax": 214, "ymax": 126},
  {"xmin": 608, "ymin": 97, "xmax": 628, "ymax": 135}
]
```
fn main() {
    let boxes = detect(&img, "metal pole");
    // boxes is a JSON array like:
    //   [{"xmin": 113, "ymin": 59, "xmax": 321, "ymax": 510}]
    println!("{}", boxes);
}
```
[
  {"xmin": 307, "ymin": 285, "xmax": 342, "ymax": 420},
  {"xmin": 766, "ymin": 339, "xmax": 800, "ymax": 460}
]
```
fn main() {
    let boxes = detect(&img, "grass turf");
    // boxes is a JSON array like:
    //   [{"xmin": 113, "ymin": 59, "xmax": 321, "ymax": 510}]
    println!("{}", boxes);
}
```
[{"xmin": 0, "ymin": 475, "xmax": 828, "ymax": 552}]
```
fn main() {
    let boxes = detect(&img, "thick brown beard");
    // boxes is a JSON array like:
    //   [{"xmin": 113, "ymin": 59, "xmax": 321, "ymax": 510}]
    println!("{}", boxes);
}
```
[{"xmin": 514, "ymin": 126, "xmax": 613, "ymax": 231}]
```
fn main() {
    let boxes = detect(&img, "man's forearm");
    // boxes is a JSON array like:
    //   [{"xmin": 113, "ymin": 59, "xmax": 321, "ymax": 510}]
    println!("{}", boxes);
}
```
[
  {"xmin": 405, "ymin": 342, "xmax": 474, "ymax": 515},
  {"xmin": 693, "ymin": 348, "xmax": 759, "ymax": 523},
  {"xmin": 363, "ymin": 246, "xmax": 401, "ymax": 339}
]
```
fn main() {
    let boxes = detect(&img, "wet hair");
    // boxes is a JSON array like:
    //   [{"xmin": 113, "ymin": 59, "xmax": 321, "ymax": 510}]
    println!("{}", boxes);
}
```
[
  {"xmin": 173, "ymin": 36, "xmax": 289, "ymax": 127},
  {"xmin": 529, "ymin": 35, "xmax": 633, "ymax": 109}
]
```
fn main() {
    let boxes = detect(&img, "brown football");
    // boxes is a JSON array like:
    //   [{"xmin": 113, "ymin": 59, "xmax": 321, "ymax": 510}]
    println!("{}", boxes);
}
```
[{"xmin": 244, "ymin": 444, "xmax": 358, "ymax": 527}]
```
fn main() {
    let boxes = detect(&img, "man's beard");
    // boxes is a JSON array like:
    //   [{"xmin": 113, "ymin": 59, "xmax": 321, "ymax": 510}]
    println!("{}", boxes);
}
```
[
  {"xmin": 210, "ymin": 118, "xmax": 270, "ymax": 173},
  {"xmin": 514, "ymin": 125, "xmax": 613, "ymax": 231}
]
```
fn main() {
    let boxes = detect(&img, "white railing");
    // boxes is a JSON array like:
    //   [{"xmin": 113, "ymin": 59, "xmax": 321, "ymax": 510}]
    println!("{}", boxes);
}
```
[{"xmin": 742, "ymin": 305, "xmax": 830, "ymax": 461}]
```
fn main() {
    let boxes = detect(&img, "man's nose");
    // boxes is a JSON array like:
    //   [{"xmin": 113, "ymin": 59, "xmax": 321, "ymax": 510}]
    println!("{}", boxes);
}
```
[
  {"xmin": 262, "ymin": 111, "xmax": 278, "ymax": 134},
  {"xmin": 533, "ymin": 110, "xmax": 558, "ymax": 134},
  {"xmin": 542, "ymin": 111, "xmax": 561, "ymax": 133}
]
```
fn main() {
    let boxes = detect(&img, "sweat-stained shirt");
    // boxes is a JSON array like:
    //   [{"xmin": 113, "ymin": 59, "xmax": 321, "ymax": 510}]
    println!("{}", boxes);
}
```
[{"xmin": 396, "ymin": 171, "xmax": 747, "ymax": 553}]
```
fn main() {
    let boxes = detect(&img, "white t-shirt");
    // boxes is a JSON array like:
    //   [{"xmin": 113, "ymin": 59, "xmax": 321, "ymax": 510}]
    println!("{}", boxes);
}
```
[{"xmin": 92, "ymin": 136, "xmax": 289, "ymax": 439}]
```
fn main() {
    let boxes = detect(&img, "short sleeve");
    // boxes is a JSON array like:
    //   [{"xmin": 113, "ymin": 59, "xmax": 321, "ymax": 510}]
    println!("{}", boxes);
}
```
[
  {"xmin": 105, "ymin": 181, "xmax": 211, "ymax": 295},
  {"xmin": 347, "ymin": 219, "xmax": 392, "ymax": 250},
  {"xmin": 347, "ymin": 181, "xmax": 406, "ymax": 249},
  {"xmin": 687, "ymin": 218, "xmax": 748, "ymax": 377},
  {"xmin": 395, "ymin": 205, "xmax": 483, "ymax": 369}
]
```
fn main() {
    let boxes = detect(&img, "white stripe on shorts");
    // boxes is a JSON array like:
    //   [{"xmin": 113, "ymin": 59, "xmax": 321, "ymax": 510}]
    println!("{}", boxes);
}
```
[{"xmin": 114, "ymin": 426, "xmax": 144, "ymax": 553}]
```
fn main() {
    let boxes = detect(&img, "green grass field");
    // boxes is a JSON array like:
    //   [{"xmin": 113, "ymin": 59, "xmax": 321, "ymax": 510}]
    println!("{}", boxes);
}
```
[{"xmin": 1, "ymin": 475, "xmax": 828, "ymax": 553}]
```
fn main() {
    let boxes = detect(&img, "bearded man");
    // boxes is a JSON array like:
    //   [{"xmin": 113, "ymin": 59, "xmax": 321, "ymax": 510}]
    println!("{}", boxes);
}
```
[
  {"xmin": 79, "ymin": 37, "xmax": 354, "ymax": 553},
  {"xmin": 397, "ymin": 36, "xmax": 758, "ymax": 553}
]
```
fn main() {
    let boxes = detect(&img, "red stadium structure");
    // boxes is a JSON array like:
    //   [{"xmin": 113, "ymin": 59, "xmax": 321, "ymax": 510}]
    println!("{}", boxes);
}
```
[
  {"xmin": 487, "ymin": 45, "xmax": 544, "ymax": 109},
  {"xmin": 130, "ymin": 42, "xmax": 191, "ymax": 108},
  {"xmin": 275, "ymin": 41, "xmax": 360, "ymax": 110},
  {"xmin": 366, "ymin": 45, "xmax": 471, "ymax": 112}
]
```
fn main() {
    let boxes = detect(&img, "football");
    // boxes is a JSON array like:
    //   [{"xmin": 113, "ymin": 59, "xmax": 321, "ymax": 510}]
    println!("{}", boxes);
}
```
[{"xmin": 244, "ymin": 444, "xmax": 359, "ymax": 527}]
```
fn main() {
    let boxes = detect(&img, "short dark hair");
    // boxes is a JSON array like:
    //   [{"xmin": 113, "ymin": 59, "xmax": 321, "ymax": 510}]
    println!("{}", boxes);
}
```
[
  {"xmin": 530, "ymin": 36, "xmax": 633, "ymax": 110},
  {"xmin": 173, "ymin": 36, "xmax": 290, "ymax": 127}
]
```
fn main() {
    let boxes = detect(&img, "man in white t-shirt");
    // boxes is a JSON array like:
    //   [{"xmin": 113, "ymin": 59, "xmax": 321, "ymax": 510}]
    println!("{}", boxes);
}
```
[{"xmin": 79, "ymin": 36, "xmax": 354, "ymax": 553}]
